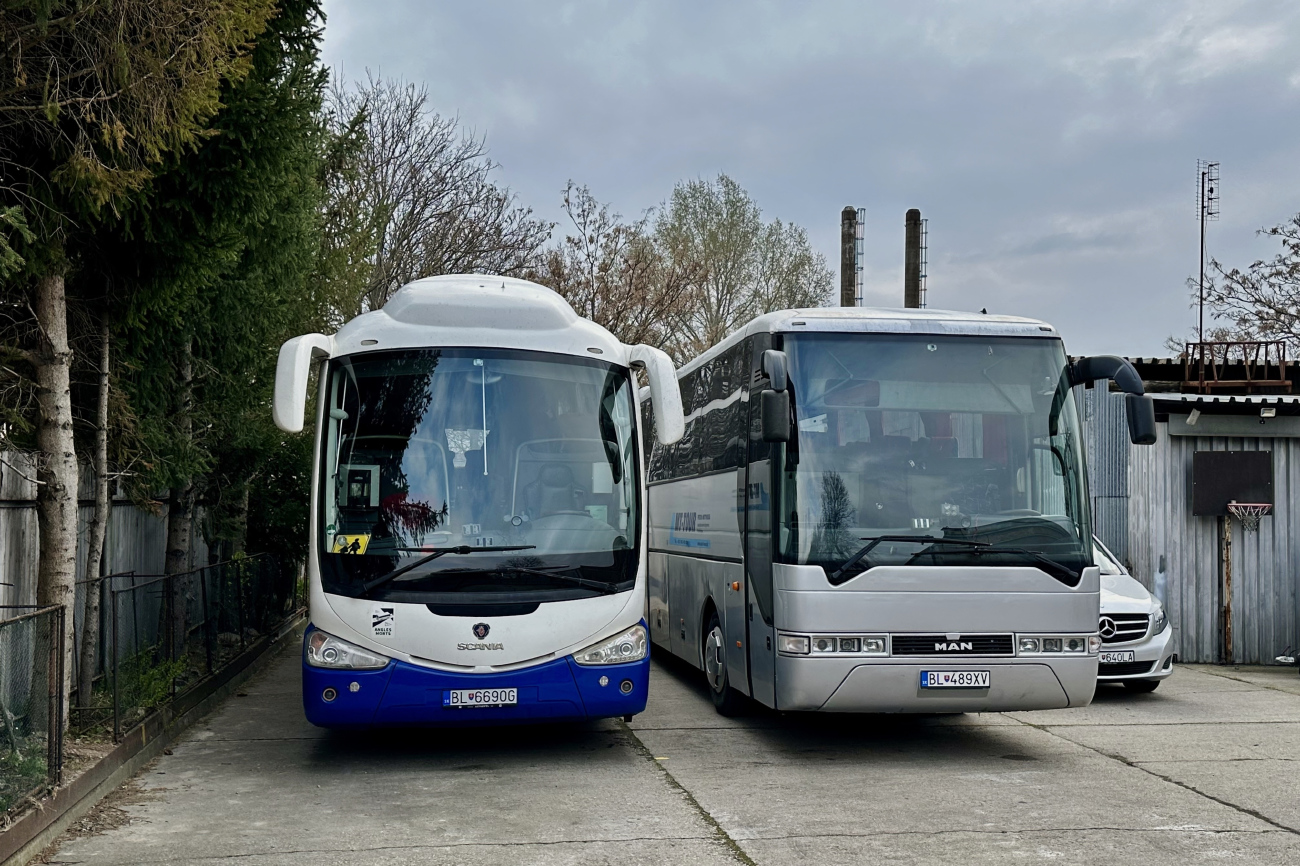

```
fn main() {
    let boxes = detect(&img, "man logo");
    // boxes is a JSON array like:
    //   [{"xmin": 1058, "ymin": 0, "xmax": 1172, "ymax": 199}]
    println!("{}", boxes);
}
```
[
  {"xmin": 935, "ymin": 641, "xmax": 974, "ymax": 652},
  {"xmin": 473, "ymin": 622, "xmax": 490, "ymax": 640},
  {"xmin": 1098, "ymin": 616, "xmax": 1117, "ymax": 639}
]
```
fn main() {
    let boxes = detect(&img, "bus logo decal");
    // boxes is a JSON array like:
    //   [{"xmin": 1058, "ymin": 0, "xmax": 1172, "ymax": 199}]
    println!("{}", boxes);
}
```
[
  {"xmin": 935, "ymin": 641, "xmax": 974, "ymax": 652},
  {"xmin": 473, "ymin": 622, "xmax": 491, "ymax": 639},
  {"xmin": 371, "ymin": 605, "xmax": 394, "ymax": 638},
  {"xmin": 669, "ymin": 512, "xmax": 712, "ymax": 549}
]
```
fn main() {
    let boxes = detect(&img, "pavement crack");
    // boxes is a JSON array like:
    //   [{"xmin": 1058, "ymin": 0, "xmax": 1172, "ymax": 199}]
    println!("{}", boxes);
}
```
[
  {"xmin": 1019, "ymin": 720, "xmax": 1300, "ymax": 836},
  {"xmin": 1185, "ymin": 667, "xmax": 1300, "ymax": 696},
  {"xmin": 47, "ymin": 836, "xmax": 719, "ymax": 864},
  {"xmin": 618, "ymin": 719, "xmax": 758, "ymax": 865},
  {"xmin": 737, "ymin": 826, "xmax": 1281, "ymax": 840}
]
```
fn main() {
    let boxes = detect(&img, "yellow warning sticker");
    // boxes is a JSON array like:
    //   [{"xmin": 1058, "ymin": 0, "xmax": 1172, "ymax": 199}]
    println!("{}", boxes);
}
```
[{"xmin": 333, "ymin": 534, "xmax": 370, "ymax": 555}]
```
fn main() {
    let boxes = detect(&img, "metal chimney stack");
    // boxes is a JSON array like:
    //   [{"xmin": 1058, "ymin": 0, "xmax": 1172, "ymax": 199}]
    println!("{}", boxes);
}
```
[
  {"xmin": 841, "ymin": 206, "xmax": 857, "ymax": 307},
  {"xmin": 904, "ymin": 208, "xmax": 922, "ymax": 309}
]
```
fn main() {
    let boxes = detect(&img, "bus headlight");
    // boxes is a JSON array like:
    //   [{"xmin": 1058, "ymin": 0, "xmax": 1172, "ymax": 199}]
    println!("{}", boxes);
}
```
[
  {"xmin": 574, "ymin": 624, "xmax": 647, "ymax": 666},
  {"xmin": 305, "ymin": 630, "xmax": 389, "ymax": 670},
  {"xmin": 779, "ymin": 635, "xmax": 810, "ymax": 654}
]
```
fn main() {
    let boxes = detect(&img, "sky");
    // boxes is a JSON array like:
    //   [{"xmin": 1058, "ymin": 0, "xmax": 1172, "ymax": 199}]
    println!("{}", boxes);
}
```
[{"xmin": 319, "ymin": 0, "xmax": 1300, "ymax": 357}]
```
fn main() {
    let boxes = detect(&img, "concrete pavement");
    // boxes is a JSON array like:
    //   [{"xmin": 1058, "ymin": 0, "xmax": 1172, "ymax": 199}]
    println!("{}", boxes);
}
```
[{"xmin": 43, "ymin": 650, "xmax": 1300, "ymax": 865}]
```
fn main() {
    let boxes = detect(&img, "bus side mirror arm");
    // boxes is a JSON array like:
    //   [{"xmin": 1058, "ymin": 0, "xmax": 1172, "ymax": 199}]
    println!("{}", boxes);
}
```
[
  {"xmin": 273, "ymin": 334, "xmax": 334, "ymax": 433},
  {"xmin": 760, "ymin": 349, "xmax": 791, "ymax": 442},
  {"xmin": 1068, "ymin": 355, "xmax": 1157, "ymax": 445},
  {"xmin": 629, "ymin": 344, "xmax": 685, "ymax": 445},
  {"xmin": 762, "ymin": 349, "xmax": 788, "ymax": 392}
]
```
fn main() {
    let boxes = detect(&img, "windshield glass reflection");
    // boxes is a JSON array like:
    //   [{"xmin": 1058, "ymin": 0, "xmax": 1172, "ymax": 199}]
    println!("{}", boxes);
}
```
[
  {"xmin": 779, "ymin": 334, "xmax": 1091, "ymax": 584},
  {"xmin": 318, "ymin": 348, "xmax": 639, "ymax": 602}
]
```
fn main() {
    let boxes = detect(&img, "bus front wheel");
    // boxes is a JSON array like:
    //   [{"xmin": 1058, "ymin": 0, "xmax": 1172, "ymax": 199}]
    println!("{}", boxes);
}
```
[{"xmin": 704, "ymin": 613, "xmax": 744, "ymax": 716}]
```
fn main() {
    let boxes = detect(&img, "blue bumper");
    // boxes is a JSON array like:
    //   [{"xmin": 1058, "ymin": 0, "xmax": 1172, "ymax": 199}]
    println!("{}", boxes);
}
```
[{"xmin": 301, "ymin": 627, "xmax": 649, "ymax": 728}]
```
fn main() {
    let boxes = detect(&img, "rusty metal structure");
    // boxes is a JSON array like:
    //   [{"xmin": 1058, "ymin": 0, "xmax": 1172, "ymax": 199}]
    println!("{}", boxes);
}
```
[{"xmin": 1182, "ymin": 340, "xmax": 1290, "ymax": 394}]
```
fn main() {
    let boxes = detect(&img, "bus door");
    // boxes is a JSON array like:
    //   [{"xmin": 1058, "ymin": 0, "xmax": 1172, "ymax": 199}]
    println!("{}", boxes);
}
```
[{"xmin": 744, "ymin": 340, "xmax": 777, "ymax": 707}]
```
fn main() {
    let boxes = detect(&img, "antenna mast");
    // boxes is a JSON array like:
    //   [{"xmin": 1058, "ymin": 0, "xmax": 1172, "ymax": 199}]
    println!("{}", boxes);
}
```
[{"xmin": 1197, "ymin": 160, "xmax": 1220, "ymax": 343}]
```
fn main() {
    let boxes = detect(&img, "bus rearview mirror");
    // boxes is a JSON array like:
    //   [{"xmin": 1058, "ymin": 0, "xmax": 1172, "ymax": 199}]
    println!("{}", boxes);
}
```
[
  {"xmin": 761, "ymin": 389, "xmax": 790, "ymax": 442},
  {"xmin": 1126, "ymin": 394, "xmax": 1157, "ymax": 445},
  {"xmin": 762, "ymin": 349, "xmax": 788, "ymax": 392},
  {"xmin": 273, "ymin": 333, "xmax": 333, "ymax": 433},
  {"xmin": 628, "ymin": 344, "xmax": 685, "ymax": 445}
]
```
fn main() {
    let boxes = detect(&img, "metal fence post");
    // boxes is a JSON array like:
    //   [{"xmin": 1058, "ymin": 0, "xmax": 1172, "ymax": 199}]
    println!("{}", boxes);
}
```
[
  {"xmin": 236, "ymin": 560, "xmax": 246, "ymax": 653},
  {"xmin": 199, "ymin": 564, "xmax": 213, "ymax": 675},
  {"xmin": 112, "ymin": 585, "xmax": 120, "ymax": 742},
  {"xmin": 50, "ymin": 600, "xmax": 65, "ymax": 780}
]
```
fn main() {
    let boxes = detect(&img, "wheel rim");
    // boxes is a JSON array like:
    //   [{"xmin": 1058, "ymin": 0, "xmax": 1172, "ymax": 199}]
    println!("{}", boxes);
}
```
[{"xmin": 704, "ymin": 626, "xmax": 726, "ymax": 693}]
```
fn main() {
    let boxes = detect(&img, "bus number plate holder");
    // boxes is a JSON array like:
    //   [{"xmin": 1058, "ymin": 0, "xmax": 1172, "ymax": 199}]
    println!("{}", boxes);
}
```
[
  {"xmin": 444, "ymin": 688, "xmax": 518, "ymax": 708},
  {"xmin": 920, "ymin": 670, "xmax": 990, "ymax": 689}
]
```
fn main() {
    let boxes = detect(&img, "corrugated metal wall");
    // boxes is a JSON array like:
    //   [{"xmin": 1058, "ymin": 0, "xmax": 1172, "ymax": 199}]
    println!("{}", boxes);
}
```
[
  {"xmin": 1, "ymin": 451, "xmax": 208, "ymax": 680},
  {"xmin": 1080, "ymin": 386, "xmax": 1130, "ymax": 563},
  {"xmin": 1129, "ymin": 432, "xmax": 1300, "ymax": 664},
  {"xmin": 1074, "ymin": 388, "xmax": 1299, "ymax": 664}
]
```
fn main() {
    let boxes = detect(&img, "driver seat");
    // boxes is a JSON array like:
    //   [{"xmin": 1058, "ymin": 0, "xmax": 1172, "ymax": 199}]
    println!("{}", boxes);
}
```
[{"xmin": 524, "ymin": 463, "xmax": 585, "ymax": 517}]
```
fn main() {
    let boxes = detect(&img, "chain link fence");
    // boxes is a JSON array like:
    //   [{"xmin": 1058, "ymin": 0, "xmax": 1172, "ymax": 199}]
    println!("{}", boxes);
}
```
[
  {"xmin": 0, "ymin": 606, "xmax": 64, "ymax": 818},
  {"xmin": 69, "ymin": 554, "xmax": 301, "ymax": 740}
]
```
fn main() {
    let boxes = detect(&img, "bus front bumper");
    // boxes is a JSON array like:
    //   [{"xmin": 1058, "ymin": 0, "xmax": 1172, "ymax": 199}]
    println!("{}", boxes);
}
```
[
  {"xmin": 775, "ymin": 655, "xmax": 1098, "ymax": 712},
  {"xmin": 302, "ymin": 643, "xmax": 648, "ymax": 728}
]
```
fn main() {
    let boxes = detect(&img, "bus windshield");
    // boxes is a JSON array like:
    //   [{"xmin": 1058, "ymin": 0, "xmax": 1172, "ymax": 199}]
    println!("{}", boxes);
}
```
[
  {"xmin": 779, "ymin": 333, "xmax": 1091, "ymax": 585},
  {"xmin": 318, "ymin": 348, "xmax": 640, "ymax": 602}
]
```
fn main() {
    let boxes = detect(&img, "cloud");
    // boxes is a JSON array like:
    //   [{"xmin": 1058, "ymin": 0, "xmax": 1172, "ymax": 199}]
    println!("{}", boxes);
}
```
[{"xmin": 321, "ymin": 0, "xmax": 1300, "ymax": 356}]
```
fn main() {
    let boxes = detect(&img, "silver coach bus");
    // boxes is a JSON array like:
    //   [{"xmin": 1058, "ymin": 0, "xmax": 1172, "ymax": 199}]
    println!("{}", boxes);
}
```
[{"xmin": 644, "ymin": 308, "xmax": 1156, "ymax": 714}]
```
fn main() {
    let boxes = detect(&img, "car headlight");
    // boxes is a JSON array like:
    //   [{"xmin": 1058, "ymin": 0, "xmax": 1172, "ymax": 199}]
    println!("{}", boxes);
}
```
[
  {"xmin": 1152, "ymin": 603, "xmax": 1168, "ymax": 635},
  {"xmin": 574, "ymin": 624, "xmax": 647, "ymax": 666},
  {"xmin": 305, "ymin": 629, "xmax": 389, "ymax": 669}
]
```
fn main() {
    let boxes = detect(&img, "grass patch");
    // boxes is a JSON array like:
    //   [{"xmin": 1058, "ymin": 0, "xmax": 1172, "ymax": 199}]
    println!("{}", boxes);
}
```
[{"xmin": 0, "ymin": 741, "xmax": 49, "ymax": 815}]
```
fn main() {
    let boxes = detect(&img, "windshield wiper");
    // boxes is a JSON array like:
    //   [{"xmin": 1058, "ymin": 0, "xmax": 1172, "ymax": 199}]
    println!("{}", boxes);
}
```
[
  {"xmin": 494, "ymin": 564, "xmax": 621, "ymax": 595},
  {"xmin": 829, "ymin": 535, "xmax": 989, "ymax": 584},
  {"xmin": 829, "ymin": 535, "xmax": 1081, "ymax": 586},
  {"xmin": 360, "ymin": 545, "xmax": 536, "ymax": 595},
  {"xmin": 904, "ymin": 542, "xmax": 1080, "ymax": 584}
]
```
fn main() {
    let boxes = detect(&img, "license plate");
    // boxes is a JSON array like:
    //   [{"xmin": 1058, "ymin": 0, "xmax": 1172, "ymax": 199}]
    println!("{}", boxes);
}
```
[
  {"xmin": 920, "ymin": 670, "xmax": 990, "ymax": 689},
  {"xmin": 443, "ymin": 688, "xmax": 517, "ymax": 708},
  {"xmin": 1100, "ymin": 651, "xmax": 1136, "ymax": 664}
]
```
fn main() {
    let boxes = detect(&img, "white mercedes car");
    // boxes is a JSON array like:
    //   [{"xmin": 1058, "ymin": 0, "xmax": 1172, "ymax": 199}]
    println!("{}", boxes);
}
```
[{"xmin": 1095, "ymin": 537, "xmax": 1175, "ymax": 692}]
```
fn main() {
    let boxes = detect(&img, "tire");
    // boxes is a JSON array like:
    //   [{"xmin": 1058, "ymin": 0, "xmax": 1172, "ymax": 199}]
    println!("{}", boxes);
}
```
[
  {"xmin": 703, "ymin": 612, "xmax": 744, "ymax": 716},
  {"xmin": 1124, "ymin": 679, "xmax": 1160, "ymax": 693}
]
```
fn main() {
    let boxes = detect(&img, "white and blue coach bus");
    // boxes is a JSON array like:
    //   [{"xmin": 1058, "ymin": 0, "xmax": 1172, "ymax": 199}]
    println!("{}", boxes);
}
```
[
  {"xmin": 644, "ymin": 307, "xmax": 1156, "ymax": 715},
  {"xmin": 272, "ymin": 275, "xmax": 683, "ymax": 726}
]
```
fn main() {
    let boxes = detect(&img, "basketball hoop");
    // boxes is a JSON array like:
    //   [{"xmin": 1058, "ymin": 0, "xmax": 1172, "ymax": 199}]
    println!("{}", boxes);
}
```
[{"xmin": 1227, "ymin": 501, "xmax": 1272, "ymax": 533}]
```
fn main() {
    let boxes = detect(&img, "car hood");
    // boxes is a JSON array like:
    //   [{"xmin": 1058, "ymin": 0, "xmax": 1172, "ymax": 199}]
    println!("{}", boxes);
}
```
[{"xmin": 1101, "ymin": 571, "xmax": 1154, "ymax": 612}]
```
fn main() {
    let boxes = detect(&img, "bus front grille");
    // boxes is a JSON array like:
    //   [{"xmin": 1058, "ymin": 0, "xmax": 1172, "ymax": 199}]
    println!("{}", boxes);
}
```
[{"xmin": 890, "ymin": 634, "xmax": 1015, "ymax": 656}]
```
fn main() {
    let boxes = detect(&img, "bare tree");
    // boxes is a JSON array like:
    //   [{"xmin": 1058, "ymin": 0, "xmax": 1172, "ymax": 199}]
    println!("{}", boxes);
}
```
[
  {"xmin": 530, "ymin": 182, "xmax": 699, "ymax": 353},
  {"xmin": 655, "ymin": 174, "xmax": 832, "ymax": 360},
  {"xmin": 324, "ymin": 75, "xmax": 551, "ymax": 316},
  {"xmin": 1200, "ymin": 214, "xmax": 1300, "ymax": 350}
]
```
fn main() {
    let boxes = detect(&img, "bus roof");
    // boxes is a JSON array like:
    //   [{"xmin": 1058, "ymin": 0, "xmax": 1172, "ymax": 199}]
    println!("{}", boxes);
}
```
[
  {"xmin": 330, "ymin": 274, "xmax": 629, "ymax": 363},
  {"xmin": 676, "ymin": 306, "xmax": 1060, "ymax": 378}
]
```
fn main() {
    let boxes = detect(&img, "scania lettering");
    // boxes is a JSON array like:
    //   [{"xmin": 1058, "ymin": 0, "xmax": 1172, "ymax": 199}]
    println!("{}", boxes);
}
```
[
  {"xmin": 642, "ymin": 307, "xmax": 1156, "ymax": 714},
  {"xmin": 274, "ymin": 275, "xmax": 684, "ymax": 727}
]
